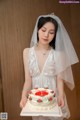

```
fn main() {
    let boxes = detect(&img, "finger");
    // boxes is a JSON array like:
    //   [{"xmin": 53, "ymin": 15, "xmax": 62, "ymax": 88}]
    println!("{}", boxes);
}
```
[
  {"xmin": 61, "ymin": 101, "xmax": 64, "ymax": 107},
  {"xmin": 20, "ymin": 103, "xmax": 23, "ymax": 108},
  {"xmin": 20, "ymin": 102, "xmax": 24, "ymax": 108},
  {"xmin": 59, "ymin": 100, "xmax": 64, "ymax": 107}
]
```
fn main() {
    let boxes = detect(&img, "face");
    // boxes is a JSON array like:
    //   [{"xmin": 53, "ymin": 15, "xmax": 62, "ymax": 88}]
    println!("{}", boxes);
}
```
[{"xmin": 38, "ymin": 22, "xmax": 55, "ymax": 45}]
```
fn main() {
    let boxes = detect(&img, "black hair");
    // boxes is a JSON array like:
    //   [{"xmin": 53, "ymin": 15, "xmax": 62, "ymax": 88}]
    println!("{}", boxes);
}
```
[{"xmin": 37, "ymin": 17, "xmax": 58, "ymax": 49}]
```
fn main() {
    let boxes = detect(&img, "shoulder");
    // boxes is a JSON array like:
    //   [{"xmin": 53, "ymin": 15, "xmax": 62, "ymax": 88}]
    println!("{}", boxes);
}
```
[
  {"xmin": 23, "ymin": 47, "xmax": 34, "ymax": 54},
  {"xmin": 23, "ymin": 48, "xmax": 30, "ymax": 55},
  {"xmin": 23, "ymin": 48, "xmax": 30, "ymax": 59},
  {"xmin": 23, "ymin": 47, "xmax": 34, "ymax": 57}
]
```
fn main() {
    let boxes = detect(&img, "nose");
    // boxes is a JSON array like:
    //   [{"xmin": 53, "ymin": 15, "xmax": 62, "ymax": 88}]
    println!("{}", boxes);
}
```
[{"xmin": 44, "ymin": 32, "xmax": 49, "ymax": 38}]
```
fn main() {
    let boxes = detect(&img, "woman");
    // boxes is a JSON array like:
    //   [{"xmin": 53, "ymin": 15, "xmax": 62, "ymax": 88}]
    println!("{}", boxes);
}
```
[{"xmin": 20, "ymin": 14, "xmax": 79, "ymax": 120}]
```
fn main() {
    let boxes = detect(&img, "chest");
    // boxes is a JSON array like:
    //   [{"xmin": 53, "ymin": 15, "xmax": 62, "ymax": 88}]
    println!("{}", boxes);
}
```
[
  {"xmin": 35, "ymin": 51, "xmax": 50, "ymax": 72},
  {"xmin": 28, "ymin": 47, "xmax": 55, "ymax": 76}
]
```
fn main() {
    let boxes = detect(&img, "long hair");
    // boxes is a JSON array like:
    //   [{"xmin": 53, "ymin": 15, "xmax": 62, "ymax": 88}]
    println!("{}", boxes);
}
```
[{"xmin": 37, "ymin": 17, "xmax": 58, "ymax": 49}]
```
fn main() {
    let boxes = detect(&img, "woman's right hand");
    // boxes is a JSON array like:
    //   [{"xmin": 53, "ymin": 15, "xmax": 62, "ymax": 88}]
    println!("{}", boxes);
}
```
[{"xmin": 20, "ymin": 96, "xmax": 27, "ymax": 109}]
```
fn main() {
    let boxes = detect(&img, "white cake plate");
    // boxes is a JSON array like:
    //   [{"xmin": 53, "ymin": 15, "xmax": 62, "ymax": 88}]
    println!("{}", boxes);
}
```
[{"xmin": 20, "ymin": 101, "xmax": 63, "ymax": 117}]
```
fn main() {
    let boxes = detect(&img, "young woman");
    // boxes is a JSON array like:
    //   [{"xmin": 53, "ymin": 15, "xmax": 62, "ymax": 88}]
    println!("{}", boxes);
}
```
[{"xmin": 20, "ymin": 14, "xmax": 79, "ymax": 120}]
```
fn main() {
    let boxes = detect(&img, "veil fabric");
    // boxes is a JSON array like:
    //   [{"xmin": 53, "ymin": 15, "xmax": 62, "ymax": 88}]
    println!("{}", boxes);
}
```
[{"xmin": 30, "ymin": 14, "xmax": 79, "ymax": 90}]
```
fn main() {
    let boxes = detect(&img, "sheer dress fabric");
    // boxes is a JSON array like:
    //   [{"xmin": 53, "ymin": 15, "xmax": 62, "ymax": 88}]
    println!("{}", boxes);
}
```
[{"xmin": 28, "ymin": 47, "xmax": 70, "ymax": 120}]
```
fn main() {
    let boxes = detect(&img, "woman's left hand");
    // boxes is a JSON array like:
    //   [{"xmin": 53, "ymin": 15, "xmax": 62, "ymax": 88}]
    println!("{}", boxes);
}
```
[{"xmin": 57, "ymin": 95, "xmax": 65, "ymax": 107}]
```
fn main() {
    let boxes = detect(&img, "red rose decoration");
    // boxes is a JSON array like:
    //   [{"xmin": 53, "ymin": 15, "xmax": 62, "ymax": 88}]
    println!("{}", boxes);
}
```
[
  {"xmin": 49, "ymin": 97, "xmax": 53, "ymax": 101},
  {"xmin": 37, "ymin": 99, "xmax": 42, "ymax": 103}
]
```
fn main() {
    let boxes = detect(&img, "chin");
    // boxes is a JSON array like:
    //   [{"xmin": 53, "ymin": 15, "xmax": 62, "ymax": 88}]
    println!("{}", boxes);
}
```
[{"xmin": 42, "ymin": 40, "xmax": 49, "ymax": 44}]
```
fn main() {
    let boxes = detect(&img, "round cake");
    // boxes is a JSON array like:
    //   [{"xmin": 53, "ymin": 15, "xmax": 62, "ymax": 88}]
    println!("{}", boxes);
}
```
[{"xmin": 27, "ymin": 88, "xmax": 56, "ymax": 111}]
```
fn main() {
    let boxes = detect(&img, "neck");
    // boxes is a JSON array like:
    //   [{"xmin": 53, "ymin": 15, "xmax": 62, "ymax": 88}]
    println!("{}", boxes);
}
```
[{"xmin": 37, "ymin": 43, "xmax": 51, "ymax": 51}]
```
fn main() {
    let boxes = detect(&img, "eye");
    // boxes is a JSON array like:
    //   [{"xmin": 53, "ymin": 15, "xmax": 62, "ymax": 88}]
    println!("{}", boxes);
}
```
[
  {"xmin": 42, "ymin": 29, "xmax": 46, "ymax": 32},
  {"xmin": 49, "ymin": 32, "xmax": 54, "ymax": 34},
  {"xmin": 49, "ymin": 31, "xmax": 55, "ymax": 34}
]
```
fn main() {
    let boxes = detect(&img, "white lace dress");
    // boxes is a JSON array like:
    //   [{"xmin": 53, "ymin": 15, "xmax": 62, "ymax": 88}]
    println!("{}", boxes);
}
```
[{"xmin": 28, "ymin": 46, "xmax": 70, "ymax": 120}]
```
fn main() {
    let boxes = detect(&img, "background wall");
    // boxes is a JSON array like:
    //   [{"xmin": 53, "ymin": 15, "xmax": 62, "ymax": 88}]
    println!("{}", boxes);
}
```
[{"xmin": 0, "ymin": 0, "xmax": 80, "ymax": 120}]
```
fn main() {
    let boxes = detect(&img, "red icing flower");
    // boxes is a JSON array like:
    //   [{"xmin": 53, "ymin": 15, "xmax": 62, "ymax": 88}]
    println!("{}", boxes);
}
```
[
  {"xmin": 35, "ymin": 90, "xmax": 48, "ymax": 97},
  {"xmin": 49, "ymin": 97, "xmax": 53, "ymax": 101},
  {"xmin": 37, "ymin": 99, "xmax": 42, "ymax": 103}
]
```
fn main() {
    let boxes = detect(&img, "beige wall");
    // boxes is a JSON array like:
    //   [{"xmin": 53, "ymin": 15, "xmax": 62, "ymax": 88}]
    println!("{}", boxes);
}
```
[{"xmin": 0, "ymin": 0, "xmax": 80, "ymax": 120}]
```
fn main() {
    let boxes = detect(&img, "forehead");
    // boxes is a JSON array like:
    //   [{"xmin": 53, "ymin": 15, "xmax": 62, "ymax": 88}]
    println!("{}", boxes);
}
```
[{"xmin": 42, "ymin": 22, "xmax": 55, "ymax": 30}]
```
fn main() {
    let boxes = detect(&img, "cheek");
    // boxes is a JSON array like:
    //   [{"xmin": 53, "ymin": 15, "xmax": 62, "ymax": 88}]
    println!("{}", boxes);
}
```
[
  {"xmin": 38, "ymin": 31, "xmax": 43, "ymax": 38},
  {"xmin": 50, "ymin": 34, "xmax": 55, "ymax": 40}
]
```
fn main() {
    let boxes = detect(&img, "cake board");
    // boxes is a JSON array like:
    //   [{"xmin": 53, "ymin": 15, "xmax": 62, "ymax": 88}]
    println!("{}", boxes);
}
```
[{"xmin": 20, "ymin": 101, "xmax": 63, "ymax": 117}]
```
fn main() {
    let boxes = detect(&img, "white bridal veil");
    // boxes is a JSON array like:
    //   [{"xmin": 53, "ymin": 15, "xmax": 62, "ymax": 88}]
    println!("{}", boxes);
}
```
[{"xmin": 30, "ymin": 14, "xmax": 79, "ymax": 90}]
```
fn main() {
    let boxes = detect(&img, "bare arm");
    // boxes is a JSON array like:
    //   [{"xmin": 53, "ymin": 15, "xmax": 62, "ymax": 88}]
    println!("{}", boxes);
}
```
[
  {"xmin": 57, "ymin": 75, "xmax": 64, "ymax": 107},
  {"xmin": 20, "ymin": 48, "xmax": 32, "ymax": 108}
]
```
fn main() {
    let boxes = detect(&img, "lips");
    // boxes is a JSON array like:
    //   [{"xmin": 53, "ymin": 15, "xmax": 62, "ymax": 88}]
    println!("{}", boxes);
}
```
[{"xmin": 42, "ymin": 38, "xmax": 48, "ymax": 41}]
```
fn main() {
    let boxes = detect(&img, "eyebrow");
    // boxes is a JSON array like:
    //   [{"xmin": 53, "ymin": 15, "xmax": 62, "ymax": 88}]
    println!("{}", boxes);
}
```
[{"xmin": 42, "ymin": 26, "xmax": 55, "ymax": 31}]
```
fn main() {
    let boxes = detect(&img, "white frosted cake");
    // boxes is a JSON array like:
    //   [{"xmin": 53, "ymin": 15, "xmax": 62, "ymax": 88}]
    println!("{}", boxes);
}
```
[{"xmin": 27, "ymin": 88, "xmax": 56, "ymax": 111}]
